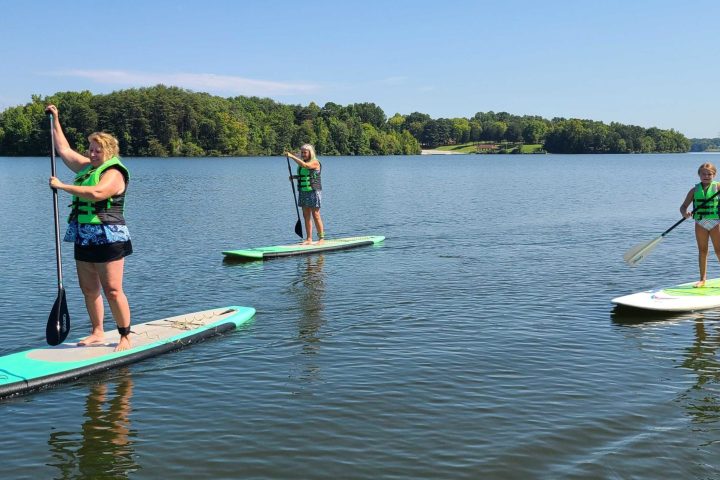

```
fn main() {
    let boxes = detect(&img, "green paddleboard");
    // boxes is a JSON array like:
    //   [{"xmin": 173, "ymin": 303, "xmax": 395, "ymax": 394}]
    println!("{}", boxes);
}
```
[
  {"xmin": 222, "ymin": 235, "xmax": 385, "ymax": 260},
  {"xmin": 0, "ymin": 306, "xmax": 255, "ymax": 399}
]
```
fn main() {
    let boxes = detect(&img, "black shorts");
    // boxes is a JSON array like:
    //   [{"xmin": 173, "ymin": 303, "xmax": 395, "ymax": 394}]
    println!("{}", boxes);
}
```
[{"xmin": 74, "ymin": 240, "xmax": 133, "ymax": 263}]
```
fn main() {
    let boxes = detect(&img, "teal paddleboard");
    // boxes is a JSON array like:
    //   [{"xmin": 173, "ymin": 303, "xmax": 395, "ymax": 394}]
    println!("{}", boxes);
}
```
[
  {"xmin": 0, "ymin": 306, "xmax": 255, "ymax": 399},
  {"xmin": 222, "ymin": 235, "xmax": 385, "ymax": 260}
]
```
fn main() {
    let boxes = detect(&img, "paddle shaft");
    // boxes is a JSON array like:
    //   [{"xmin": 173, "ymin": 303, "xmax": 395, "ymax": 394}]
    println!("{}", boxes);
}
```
[
  {"xmin": 661, "ymin": 188, "xmax": 720, "ymax": 237},
  {"xmin": 286, "ymin": 155, "xmax": 303, "ymax": 236},
  {"xmin": 49, "ymin": 114, "xmax": 64, "ymax": 288},
  {"xmin": 45, "ymin": 113, "xmax": 71, "ymax": 345}
]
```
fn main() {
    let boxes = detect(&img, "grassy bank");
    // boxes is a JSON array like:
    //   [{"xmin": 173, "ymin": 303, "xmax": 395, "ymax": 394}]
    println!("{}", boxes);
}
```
[{"xmin": 434, "ymin": 142, "xmax": 545, "ymax": 154}]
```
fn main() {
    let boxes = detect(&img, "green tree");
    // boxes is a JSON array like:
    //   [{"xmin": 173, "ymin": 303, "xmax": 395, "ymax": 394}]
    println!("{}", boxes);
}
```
[
  {"xmin": 294, "ymin": 119, "xmax": 317, "ymax": 148},
  {"xmin": 451, "ymin": 118, "xmax": 471, "ymax": 144},
  {"xmin": 388, "ymin": 113, "xmax": 406, "ymax": 132},
  {"xmin": 327, "ymin": 117, "xmax": 350, "ymax": 154},
  {"xmin": 522, "ymin": 120, "xmax": 547, "ymax": 144},
  {"xmin": 469, "ymin": 120, "xmax": 483, "ymax": 141},
  {"xmin": 482, "ymin": 121, "xmax": 507, "ymax": 141}
]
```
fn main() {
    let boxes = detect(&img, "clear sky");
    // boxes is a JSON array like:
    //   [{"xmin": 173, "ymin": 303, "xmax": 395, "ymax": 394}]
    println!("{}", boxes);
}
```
[{"xmin": 2, "ymin": 0, "xmax": 718, "ymax": 138}]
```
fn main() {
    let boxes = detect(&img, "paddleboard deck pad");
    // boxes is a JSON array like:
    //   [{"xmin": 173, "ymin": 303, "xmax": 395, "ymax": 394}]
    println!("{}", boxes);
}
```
[
  {"xmin": 612, "ymin": 278, "xmax": 720, "ymax": 312},
  {"xmin": 222, "ymin": 235, "xmax": 385, "ymax": 260},
  {"xmin": 0, "ymin": 306, "xmax": 255, "ymax": 399}
]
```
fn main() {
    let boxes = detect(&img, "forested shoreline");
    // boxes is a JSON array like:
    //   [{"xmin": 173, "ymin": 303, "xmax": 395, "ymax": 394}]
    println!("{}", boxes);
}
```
[
  {"xmin": 0, "ymin": 85, "xmax": 691, "ymax": 156},
  {"xmin": 691, "ymin": 138, "xmax": 720, "ymax": 152}
]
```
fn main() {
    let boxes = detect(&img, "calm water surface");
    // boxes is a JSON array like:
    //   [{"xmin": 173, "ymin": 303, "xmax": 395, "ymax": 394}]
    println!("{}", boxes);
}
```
[{"xmin": 2, "ymin": 154, "xmax": 720, "ymax": 479}]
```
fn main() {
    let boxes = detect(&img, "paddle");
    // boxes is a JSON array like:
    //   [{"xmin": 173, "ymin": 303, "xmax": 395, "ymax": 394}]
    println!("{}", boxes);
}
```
[
  {"xmin": 286, "ymin": 155, "xmax": 303, "ymax": 238},
  {"xmin": 624, "ymin": 188, "xmax": 720, "ymax": 267},
  {"xmin": 46, "ymin": 113, "xmax": 70, "ymax": 345}
]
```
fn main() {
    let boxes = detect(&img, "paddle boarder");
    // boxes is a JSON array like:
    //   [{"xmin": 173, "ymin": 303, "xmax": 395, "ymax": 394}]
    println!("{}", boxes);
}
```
[
  {"xmin": 286, "ymin": 144, "xmax": 325, "ymax": 244},
  {"xmin": 45, "ymin": 104, "xmax": 133, "ymax": 351},
  {"xmin": 680, "ymin": 162, "xmax": 720, "ymax": 287}
]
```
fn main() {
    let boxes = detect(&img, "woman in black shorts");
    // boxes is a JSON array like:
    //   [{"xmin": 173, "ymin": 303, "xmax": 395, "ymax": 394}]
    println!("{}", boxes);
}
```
[{"xmin": 46, "ymin": 104, "xmax": 133, "ymax": 352}]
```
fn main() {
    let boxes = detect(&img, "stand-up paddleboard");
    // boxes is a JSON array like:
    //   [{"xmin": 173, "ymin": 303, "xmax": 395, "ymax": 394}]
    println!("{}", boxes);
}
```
[
  {"xmin": 612, "ymin": 278, "xmax": 720, "ymax": 312},
  {"xmin": 0, "ymin": 306, "xmax": 255, "ymax": 399},
  {"xmin": 222, "ymin": 235, "xmax": 385, "ymax": 260}
]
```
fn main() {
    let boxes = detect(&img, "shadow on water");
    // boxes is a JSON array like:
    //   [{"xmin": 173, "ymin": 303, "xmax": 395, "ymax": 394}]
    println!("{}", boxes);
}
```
[
  {"xmin": 47, "ymin": 368, "xmax": 138, "ymax": 479},
  {"xmin": 290, "ymin": 255, "xmax": 326, "ymax": 388},
  {"xmin": 221, "ymin": 256, "xmax": 266, "ymax": 273},
  {"xmin": 222, "ymin": 255, "xmax": 262, "ymax": 265},
  {"xmin": 610, "ymin": 305, "xmax": 702, "ymax": 326},
  {"xmin": 222, "ymin": 255, "xmax": 265, "ymax": 270}
]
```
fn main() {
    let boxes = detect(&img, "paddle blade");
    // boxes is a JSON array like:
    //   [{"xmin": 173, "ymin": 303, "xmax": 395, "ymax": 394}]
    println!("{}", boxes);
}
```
[
  {"xmin": 623, "ymin": 236, "xmax": 663, "ymax": 267},
  {"xmin": 46, "ymin": 287, "xmax": 70, "ymax": 346},
  {"xmin": 295, "ymin": 219, "xmax": 304, "ymax": 238}
]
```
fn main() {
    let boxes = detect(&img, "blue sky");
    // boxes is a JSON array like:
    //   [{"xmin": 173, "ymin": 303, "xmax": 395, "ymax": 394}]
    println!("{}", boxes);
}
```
[{"xmin": 2, "ymin": 0, "xmax": 719, "ymax": 137}]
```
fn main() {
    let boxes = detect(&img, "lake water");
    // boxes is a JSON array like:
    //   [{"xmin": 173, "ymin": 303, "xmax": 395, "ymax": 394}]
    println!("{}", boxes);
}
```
[{"xmin": 2, "ymin": 153, "xmax": 720, "ymax": 478}]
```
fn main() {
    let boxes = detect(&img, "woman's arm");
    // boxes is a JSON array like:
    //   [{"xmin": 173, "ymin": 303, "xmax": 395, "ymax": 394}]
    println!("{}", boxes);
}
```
[
  {"xmin": 50, "ymin": 168, "xmax": 126, "ymax": 201},
  {"xmin": 286, "ymin": 152, "xmax": 319, "ymax": 170},
  {"xmin": 680, "ymin": 188, "xmax": 695, "ymax": 218},
  {"xmin": 46, "ymin": 105, "xmax": 90, "ymax": 173},
  {"xmin": 285, "ymin": 152, "xmax": 319, "ymax": 169}
]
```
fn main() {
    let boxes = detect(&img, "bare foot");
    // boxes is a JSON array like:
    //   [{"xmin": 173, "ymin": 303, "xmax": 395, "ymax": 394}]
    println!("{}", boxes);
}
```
[
  {"xmin": 301, "ymin": 239, "xmax": 313, "ymax": 245},
  {"xmin": 115, "ymin": 336, "xmax": 131, "ymax": 352},
  {"xmin": 316, "ymin": 238, "xmax": 325, "ymax": 244},
  {"xmin": 78, "ymin": 333, "xmax": 106, "ymax": 346},
  {"xmin": 695, "ymin": 280, "xmax": 707, "ymax": 288}
]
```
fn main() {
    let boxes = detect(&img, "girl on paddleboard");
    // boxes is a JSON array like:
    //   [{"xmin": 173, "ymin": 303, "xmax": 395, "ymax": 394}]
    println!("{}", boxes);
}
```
[
  {"xmin": 680, "ymin": 162, "xmax": 720, "ymax": 287},
  {"xmin": 46, "ymin": 104, "xmax": 133, "ymax": 351},
  {"xmin": 286, "ymin": 144, "xmax": 325, "ymax": 245}
]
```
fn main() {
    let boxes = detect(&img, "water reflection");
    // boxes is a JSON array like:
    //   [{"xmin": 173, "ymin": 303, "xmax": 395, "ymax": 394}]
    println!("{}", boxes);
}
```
[
  {"xmin": 610, "ymin": 307, "xmax": 720, "ymax": 425},
  {"xmin": 291, "ymin": 255, "xmax": 326, "ymax": 385},
  {"xmin": 677, "ymin": 318, "xmax": 720, "ymax": 425},
  {"xmin": 221, "ymin": 254, "xmax": 266, "ymax": 268},
  {"xmin": 47, "ymin": 369, "xmax": 138, "ymax": 479},
  {"xmin": 609, "ymin": 305, "xmax": 692, "ymax": 326}
]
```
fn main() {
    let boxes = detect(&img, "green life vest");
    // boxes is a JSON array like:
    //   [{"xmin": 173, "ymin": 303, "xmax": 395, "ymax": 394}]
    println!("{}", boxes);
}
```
[
  {"xmin": 693, "ymin": 181, "xmax": 720, "ymax": 220},
  {"xmin": 297, "ymin": 162, "xmax": 322, "ymax": 192},
  {"xmin": 69, "ymin": 156, "xmax": 129, "ymax": 225}
]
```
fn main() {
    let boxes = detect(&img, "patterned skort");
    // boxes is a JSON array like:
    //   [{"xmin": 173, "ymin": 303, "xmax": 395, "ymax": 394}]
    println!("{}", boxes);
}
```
[
  {"xmin": 299, "ymin": 190, "xmax": 322, "ymax": 208},
  {"xmin": 64, "ymin": 220, "xmax": 133, "ymax": 262}
]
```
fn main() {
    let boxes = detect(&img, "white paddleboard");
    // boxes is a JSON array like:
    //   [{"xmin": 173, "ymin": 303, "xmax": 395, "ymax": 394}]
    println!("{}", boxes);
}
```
[{"xmin": 612, "ymin": 278, "xmax": 720, "ymax": 312}]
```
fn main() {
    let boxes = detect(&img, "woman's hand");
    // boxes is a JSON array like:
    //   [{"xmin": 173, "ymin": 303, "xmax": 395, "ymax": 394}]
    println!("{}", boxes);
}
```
[
  {"xmin": 45, "ymin": 105, "xmax": 61, "ymax": 129},
  {"xmin": 49, "ymin": 176, "xmax": 64, "ymax": 190},
  {"xmin": 45, "ymin": 104, "xmax": 59, "ymax": 117}
]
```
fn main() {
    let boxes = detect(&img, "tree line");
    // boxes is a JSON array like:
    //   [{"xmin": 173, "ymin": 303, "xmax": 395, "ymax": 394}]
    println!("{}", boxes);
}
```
[
  {"xmin": 691, "ymin": 138, "xmax": 720, "ymax": 152},
  {"xmin": 0, "ymin": 85, "xmax": 690, "ymax": 156}
]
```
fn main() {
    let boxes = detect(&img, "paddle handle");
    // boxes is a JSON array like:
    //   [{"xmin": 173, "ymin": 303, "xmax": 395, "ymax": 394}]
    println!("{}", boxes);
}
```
[{"xmin": 49, "ymin": 114, "xmax": 64, "ymax": 288}]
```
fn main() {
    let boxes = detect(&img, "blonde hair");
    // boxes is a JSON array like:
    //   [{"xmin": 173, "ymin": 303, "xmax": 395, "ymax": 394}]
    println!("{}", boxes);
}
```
[
  {"xmin": 87, "ymin": 132, "xmax": 120, "ymax": 161},
  {"xmin": 300, "ymin": 143, "xmax": 317, "ymax": 161}
]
